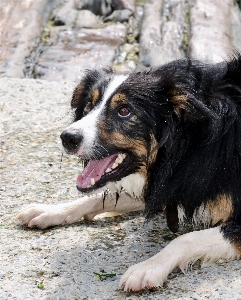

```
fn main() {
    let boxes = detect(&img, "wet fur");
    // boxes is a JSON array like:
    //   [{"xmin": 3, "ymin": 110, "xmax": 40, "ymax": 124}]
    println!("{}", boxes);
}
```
[
  {"xmin": 17, "ymin": 55, "xmax": 241, "ymax": 292},
  {"xmin": 70, "ymin": 55, "xmax": 241, "ymax": 283},
  {"xmin": 72, "ymin": 56, "xmax": 241, "ymax": 233}
]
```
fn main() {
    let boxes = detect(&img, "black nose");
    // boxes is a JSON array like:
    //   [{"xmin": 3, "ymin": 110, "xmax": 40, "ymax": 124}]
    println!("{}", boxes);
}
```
[{"xmin": 60, "ymin": 129, "xmax": 83, "ymax": 152}]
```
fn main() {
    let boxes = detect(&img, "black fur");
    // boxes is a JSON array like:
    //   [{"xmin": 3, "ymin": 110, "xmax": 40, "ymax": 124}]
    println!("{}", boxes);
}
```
[
  {"xmin": 139, "ymin": 56, "xmax": 241, "ymax": 226},
  {"xmin": 71, "ymin": 55, "xmax": 241, "ymax": 243}
]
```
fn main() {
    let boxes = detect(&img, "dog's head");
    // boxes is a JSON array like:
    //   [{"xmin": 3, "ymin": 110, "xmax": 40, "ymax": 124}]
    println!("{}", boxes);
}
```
[
  {"xmin": 60, "ymin": 66, "xmax": 191, "ymax": 197},
  {"xmin": 60, "ymin": 69, "xmax": 170, "ymax": 197}
]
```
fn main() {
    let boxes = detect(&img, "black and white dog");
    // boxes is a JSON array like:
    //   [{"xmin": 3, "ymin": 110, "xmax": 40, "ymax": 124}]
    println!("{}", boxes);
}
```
[{"xmin": 18, "ymin": 55, "xmax": 241, "ymax": 292}]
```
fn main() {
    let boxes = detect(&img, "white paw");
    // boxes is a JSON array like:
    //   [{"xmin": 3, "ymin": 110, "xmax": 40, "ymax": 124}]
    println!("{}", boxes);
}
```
[
  {"xmin": 16, "ymin": 204, "xmax": 73, "ymax": 229},
  {"xmin": 120, "ymin": 258, "xmax": 170, "ymax": 292}
]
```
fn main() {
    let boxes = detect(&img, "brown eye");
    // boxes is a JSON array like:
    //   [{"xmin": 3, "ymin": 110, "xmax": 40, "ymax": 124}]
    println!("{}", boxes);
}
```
[
  {"xmin": 118, "ymin": 107, "xmax": 131, "ymax": 118},
  {"xmin": 83, "ymin": 101, "xmax": 92, "ymax": 115},
  {"xmin": 85, "ymin": 101, "xmax": 92, "ymax": 110}
]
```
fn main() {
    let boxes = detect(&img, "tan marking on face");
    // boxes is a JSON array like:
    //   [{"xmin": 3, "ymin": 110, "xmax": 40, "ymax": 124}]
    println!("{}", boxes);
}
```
[
  {"xmin": 110, "ymin": 131, "xmax": 158, "ymax": 175},
  {"xmin": 97, "ymin": 118, "xmax": 158, "ymax": 193},
  {"xmin": 91, "ymin": 89, "xmax": 100, "ymax": 105},
  {"xmin": 117, "ymin": 137, "xmax": 149, "ymax": 191},
  {"xmin": 206, "ymin": 195, "xmax": 233, "ymax": 226},
  {"xmin": 111, "ymin": 131, "xmax": 146, "ymax": 156},
  {"xmin": 110, "ymin": 93, "xmax": 127, "ymax": 109}
]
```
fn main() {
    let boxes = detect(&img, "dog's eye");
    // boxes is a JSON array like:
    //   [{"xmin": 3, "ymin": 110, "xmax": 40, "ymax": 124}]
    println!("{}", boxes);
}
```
[
  {"xmin": 85, "ymin": 101, "xmax": 92, "ymax": 110},
  {"xmin": 83, "ymin": 101, "xmax": 92, "ymax": 115},
  {"xmin": 118, "ymin": 107, "xmax": 131, "ymax": 118}
]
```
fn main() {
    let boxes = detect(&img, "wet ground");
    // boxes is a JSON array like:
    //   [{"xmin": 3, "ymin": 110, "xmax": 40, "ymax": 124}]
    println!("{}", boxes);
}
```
[{"xmin": 1, "ymin": 0, "xmax": 241, "ymax": 299}]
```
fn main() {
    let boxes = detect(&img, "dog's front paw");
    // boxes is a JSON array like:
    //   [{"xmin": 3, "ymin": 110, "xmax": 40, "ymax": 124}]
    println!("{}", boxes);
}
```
[
  {"xmin": 120, "ymin": 258, "xmax": 170, "ymax": 292},
  {"xmin": 16, "ymin": 204, "xmax": 70, "ymax": 229}
]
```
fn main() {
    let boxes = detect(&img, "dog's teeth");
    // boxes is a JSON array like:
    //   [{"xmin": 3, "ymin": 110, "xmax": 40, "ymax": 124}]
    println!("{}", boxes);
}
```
[
  {"xmin": 91, "ymin": 178, "xmax": 95, "ymax": 185},
  {"xmin": 108, "ymin": 154, "xmax": 126, "ymax": 172},
  {"xmin": 115, "ymin": 153, "xmax": 126, "ymax": 164},
  {"xmin": 112, "ymin": 163, "xmax": 118, "ymax": 169},
  {"xmin": 115, "ymin": 157, "xmax": 123, "ymax": 164}
]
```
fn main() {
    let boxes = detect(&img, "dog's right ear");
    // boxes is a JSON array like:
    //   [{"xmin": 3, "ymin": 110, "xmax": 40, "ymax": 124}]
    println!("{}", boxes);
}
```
[
  {"xmin": 71, "ymin": 70, "xmax": 100, "ymax": 109},
  {"xmin": 71, "ymin": 81, "xmax": 87, "ymax": 109},
  {"xmin": 71, "ymin": 77, "xmax": 90, "ymax": 121},
  {"xmin": 71, "ymin": 70, "xmax": 103, "ymax": 120}
]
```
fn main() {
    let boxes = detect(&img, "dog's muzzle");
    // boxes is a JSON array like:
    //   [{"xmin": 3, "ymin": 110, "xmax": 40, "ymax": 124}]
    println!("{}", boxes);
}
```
[{"xmin": 60, "ymin": 129, "xmax": 83, "ymax": 152}]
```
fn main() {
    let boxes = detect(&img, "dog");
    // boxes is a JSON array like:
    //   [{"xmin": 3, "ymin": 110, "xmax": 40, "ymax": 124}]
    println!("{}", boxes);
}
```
[{"xmin": 17, "ymin": 55, "xmax": 241, "ymax": 292}]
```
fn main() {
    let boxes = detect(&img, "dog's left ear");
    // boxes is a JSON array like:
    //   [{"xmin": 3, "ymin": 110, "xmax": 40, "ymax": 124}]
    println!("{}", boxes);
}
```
[{"xmin": 168, "ymin": 89, "xmax": 210, "ymax": 121}]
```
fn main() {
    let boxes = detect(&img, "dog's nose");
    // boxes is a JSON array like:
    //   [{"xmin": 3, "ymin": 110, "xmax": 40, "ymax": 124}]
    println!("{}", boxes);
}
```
[{"xmin": 60, "ymin": 129, "xmax": 83, "ymax": 152}]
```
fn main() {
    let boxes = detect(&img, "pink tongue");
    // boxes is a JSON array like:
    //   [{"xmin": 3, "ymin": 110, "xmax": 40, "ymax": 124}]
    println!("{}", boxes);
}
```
[{"xmin": 77, "ymin": 154, "xmax": 119, "ymax": 188}]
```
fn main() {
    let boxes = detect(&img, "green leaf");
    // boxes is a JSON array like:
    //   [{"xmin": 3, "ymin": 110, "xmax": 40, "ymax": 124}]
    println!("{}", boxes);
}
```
[
  {"xmin": 93, "ymin": 272, "xmax": 116, "ymax": 281},
  {"xmin": 37, "ymin": 281, "xmax": 44, "ymax": 289}
]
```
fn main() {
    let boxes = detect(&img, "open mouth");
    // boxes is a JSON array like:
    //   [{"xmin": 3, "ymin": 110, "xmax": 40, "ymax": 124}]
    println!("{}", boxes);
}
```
[{"xmin": 77, "ymin": 153, "xmax": 129, "ymax": 192}]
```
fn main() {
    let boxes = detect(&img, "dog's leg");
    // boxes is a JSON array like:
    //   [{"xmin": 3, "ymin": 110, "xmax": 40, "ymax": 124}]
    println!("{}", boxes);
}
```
[
  {"xmin": 166, "ymin": 203, "xmax": 179, "ymax": 233},
  {"xmin": 16, "ymin": 192, "xmax": 144, "ymax": 229},
  {"xmin": 120, "ymin": 226, "xmax": 240, "ymax": 292}
]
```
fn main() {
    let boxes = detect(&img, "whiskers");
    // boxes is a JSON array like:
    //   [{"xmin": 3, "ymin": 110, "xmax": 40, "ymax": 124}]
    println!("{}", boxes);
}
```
[
  {"xmin": 95, "ymin": 142, "xmax": 110, "ymax": 157},
  {"xmin": 78, "ymin": 159, "xmax": 87, "ymax": 169}
]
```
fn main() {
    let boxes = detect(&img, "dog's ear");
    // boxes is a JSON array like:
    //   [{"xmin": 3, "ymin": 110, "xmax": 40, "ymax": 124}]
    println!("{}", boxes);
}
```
[
  {"xmin": 168, "ymin": 88, "xmax": 212, "ymax": 121},
  {"xmin": 71, "ymin": 77, "xmax": 91, "ymax": 121},
  {"xmin": 71, "ymin": 81, "xmax": 87, "ymax": 109},
  {"xmin": 71, "ymin": 69, "xmax": 112, "ymax": 109},
  {"xmin": 71, "ymin": 70, "xmax": 100, "ymax": 109},
  {"xmin": 71, "ymin": 70, "xmax": 104, "ymax": 120}
]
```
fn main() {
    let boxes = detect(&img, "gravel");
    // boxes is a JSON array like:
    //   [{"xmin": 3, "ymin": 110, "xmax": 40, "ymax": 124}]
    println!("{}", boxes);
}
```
[{"xmin": 1, "ymin": 77, "xmax": 241, "ymax": 299}]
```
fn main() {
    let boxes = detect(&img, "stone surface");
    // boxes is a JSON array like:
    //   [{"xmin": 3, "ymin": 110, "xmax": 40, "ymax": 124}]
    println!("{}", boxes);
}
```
[
  {"xmin": 113, "ymin": 43, "xmax": 139, "ymax": 71},
  {"xmin": 137, "ymin": 0, "xmax": 187, "ymax": 71},
  {"xmin": 189, "ymin": 0, "xmax": 233, "ymax": 62},
  {"xmin": 53, "ymin": 0, "xmax": 77, "ymax": 27},
  {"xmin": 103, "ymin": 9, "xmax": 134, "ymax": 23},
  {"xmin": 0, "ymin": 0, "xmax": 61, "ymax": 78},
  {"xmin": 34, "ymin": 24, "xmax": 126, "ymax": 81},
  {"xmin": 1, "ymin": 77, "xmax": 241, "ymax": 300},
  {"xmin": 75, "ymin": 10, "xmax": 99, "ymax": 28},
  {"xmin": 1, "ymin": 0, "xmax": 241, "ymax": 80},
  {"xmin": 230, "ymin": 1, "xmax": 241, "ymax": 53}
]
